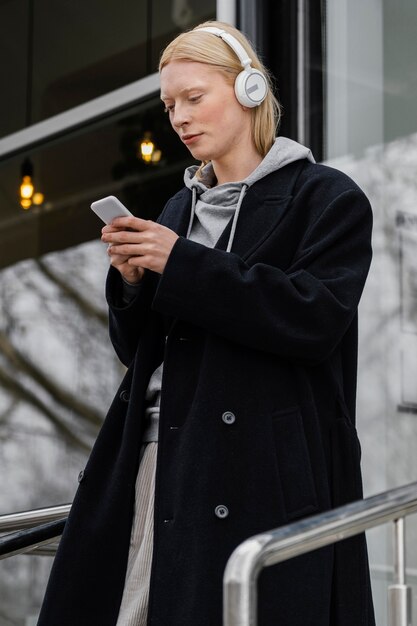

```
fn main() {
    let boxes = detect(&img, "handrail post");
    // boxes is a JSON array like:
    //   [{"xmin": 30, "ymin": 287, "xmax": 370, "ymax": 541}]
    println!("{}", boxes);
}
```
[
  {"xmin": 223, "ymin": 482, "xmax": 417, "ymax": 626},
  {"xmin": 388, "ymin": 518, "xmax": 412, "ymax": 626},
  {"xmin": 224, "ymin": 538, "xmax": 264, "ymax": 626}
]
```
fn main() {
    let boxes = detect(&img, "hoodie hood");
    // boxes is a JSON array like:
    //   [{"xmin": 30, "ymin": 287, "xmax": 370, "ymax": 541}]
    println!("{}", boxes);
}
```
[
  {"xmin": 184, "ymin": 137, "xmax": 315, "ymax": 192},
  {"xmin": 183, "ymin": 137, "xmax": 315, "ymax": 252}
]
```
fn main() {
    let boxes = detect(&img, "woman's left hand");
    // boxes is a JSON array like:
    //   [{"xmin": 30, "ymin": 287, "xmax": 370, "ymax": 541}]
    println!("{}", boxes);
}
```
[{"xmin": 101, "ymin": 216, "xmax": 179, "ymax": 275}]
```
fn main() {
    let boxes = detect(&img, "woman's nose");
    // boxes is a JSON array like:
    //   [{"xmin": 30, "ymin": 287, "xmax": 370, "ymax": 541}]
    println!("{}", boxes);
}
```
[{"xmin": 172, "ymin": 104, "xmax": 190, "ymax": 129}]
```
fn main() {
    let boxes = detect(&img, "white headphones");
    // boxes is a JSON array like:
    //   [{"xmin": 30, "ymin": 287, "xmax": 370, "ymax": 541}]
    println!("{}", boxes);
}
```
[{"xmin": 195, "ymin": 26, "xmax": 268, "ymax": 108}]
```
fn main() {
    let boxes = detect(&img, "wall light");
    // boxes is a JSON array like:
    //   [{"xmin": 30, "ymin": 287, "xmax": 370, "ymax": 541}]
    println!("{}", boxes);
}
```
[
  {"xmin": 20, "ymin": 158, "xmax": 34, "ymax": 209},
  {"xmin": 139, "ymin": 131, "xmax": 161, "ymax": 164},
  {"xmin": 19, "ymin": 158, "xmax": 44, "ymax": 209},
  {"xmin": 139, "ymin": 131, "xmax": 154, "ymax": 162}
]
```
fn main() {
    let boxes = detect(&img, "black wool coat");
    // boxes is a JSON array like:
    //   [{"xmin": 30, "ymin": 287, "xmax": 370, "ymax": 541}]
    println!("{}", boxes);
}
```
[{"xmin": 38, "ymin": 160, "xmax": 376, "ymax": 626}]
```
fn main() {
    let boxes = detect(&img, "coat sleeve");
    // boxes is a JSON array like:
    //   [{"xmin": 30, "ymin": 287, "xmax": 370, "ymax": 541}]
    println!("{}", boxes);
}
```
[
  {"xmin": 105, "ymin": 268, "xmax": 154, "ymax": 366},
  {"xmin": 152, "ymin": 188, "xmax": 372, "ymax": 363},
  {"xmin": 105, "ymin": 201, "xmax": 174, "ymax": 366}
]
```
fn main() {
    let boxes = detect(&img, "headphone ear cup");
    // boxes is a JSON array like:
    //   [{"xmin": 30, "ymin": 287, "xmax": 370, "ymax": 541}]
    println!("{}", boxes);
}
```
[{"xmin": 234, "ymin": 69, "xmax": 268, "ymax": 108}]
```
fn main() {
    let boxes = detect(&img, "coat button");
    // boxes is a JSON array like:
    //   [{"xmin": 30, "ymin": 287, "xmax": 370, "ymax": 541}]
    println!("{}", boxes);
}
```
[
  {"xmin": 215, "ymin": 505, "xmax": 229, "ymax": 519},
  {"xmin": 78, "ymin": 470, "xmax": 85, "ymax": 483},
  {"xmin": 119, "ymin": 389, "xmax": 130, "ymax": 402},
  {"xmin": 222, "ymin": 411, "xmax": 236, "ymax": 425}
]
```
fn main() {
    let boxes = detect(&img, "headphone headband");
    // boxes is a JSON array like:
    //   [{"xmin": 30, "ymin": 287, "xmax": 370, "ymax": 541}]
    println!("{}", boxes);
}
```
[
  {"xmin": 195, "ymin": 27, "xmax": 252, "ymax": 69},
  {"xmin": 194, "ymin": 26, "xmax": 268, "ymax": 108}
]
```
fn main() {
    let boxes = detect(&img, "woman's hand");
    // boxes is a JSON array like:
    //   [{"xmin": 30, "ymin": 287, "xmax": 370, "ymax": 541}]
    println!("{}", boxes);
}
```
[{"xmin": 101, "ymin": 216, "xmax": 179, "ymax": 282}]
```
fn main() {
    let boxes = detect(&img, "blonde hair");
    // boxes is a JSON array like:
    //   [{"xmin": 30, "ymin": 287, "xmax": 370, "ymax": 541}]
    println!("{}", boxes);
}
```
[{"xmin": 159, "ymin": 21, "xmax": 282, "ymax": 174}]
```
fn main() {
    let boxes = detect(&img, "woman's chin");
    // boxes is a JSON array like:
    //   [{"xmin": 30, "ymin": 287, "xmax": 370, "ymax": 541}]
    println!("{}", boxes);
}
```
[
  {"xmin": 187, "ymin": 148, "xmax": 206, "ymax": 161},
  {"xmin": 186, "ymin": 143, "xmax": 212, "ymax": 162}
]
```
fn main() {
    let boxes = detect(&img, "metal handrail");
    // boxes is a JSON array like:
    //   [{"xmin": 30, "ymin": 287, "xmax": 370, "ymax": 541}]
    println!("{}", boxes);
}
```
[
  {"xmin": 0, "ymin": 503, "xmax": 70, "ymax": 533},
  {"xmin": 0, "ymin": 503, "xmax": 70, "ymax": 558},
  {"xmin": 0, "ymin": 519, "xmax": 66, "ymax": 560},
  {"xmin": 224, "ymin": 481, "xmax": 417, "ymax": 626},
  {"xmin": 2, "ymin": 485, "xmax": 417, "ymax": 623}
]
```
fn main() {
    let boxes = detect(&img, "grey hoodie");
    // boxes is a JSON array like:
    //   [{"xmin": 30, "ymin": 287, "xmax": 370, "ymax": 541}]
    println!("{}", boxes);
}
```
[
  {"xmin": 183, "ymin": 136, "xmax": 315, "ymax": 251},
  {"xmin": 142, "ymin": 136, "xmax": 315, "ymax": 442}
]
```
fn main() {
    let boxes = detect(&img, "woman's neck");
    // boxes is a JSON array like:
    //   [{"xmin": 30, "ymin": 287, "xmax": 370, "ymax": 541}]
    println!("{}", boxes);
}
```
[{"xmin": 212, "ymin": 149, "xmax": 263, "ymax": 185}]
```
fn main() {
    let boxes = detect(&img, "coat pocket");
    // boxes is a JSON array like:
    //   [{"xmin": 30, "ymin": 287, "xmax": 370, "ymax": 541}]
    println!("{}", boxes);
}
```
[
  {"xmin": 331, "ymin": 416, "xmax": 364, "ymax": 506},
  {"xmin": 272, "ymin": 407, "xmax": 319, "ymax": 520}
]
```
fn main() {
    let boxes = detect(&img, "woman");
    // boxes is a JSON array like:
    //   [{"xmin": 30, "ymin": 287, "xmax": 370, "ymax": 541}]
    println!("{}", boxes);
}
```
[{"xmin": 38, "ymin": 21, "xmax": 375, "ymax": 626}]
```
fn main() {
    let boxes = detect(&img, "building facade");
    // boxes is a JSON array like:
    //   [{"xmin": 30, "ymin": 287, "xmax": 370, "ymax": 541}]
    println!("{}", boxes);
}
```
[{"xmin": 0, "ymin": 1, "xmax": 417, "ymax": 624}]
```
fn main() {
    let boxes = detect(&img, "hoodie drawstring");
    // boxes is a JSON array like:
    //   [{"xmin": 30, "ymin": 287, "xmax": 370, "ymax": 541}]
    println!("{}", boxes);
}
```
[
  {"xmin": 226, "ymin": 184, "xmax": 248, "ymax": 253},
  {"xmin": 186, "ymin": 186, "xmax": 198, "ymax": 240},
  {"xmin": 186, "ymin": 183, "xmax": 248, "ymax": 253}
]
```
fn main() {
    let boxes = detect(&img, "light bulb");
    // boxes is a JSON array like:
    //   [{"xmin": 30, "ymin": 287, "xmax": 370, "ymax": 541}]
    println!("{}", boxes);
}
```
[
  {"xmin": 32, "ymin": 192, "xmax": 45, "ymax": 205},
  {"xmin": 140, "ymin": 141, "xmax": 154, "ymax": 162},
  {"xmin": 20, "ymin": 175, "xmax": 34, "ymax": 199},
  {"xmin": 139, "ymin": 131, "xmax": 156, "ymax": 163}
]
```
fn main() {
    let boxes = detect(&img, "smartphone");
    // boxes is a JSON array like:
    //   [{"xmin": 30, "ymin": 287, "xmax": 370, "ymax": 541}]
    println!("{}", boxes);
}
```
[{"xmin": 90, "ymin": 195, "xmax": 133, "ymax": 224}]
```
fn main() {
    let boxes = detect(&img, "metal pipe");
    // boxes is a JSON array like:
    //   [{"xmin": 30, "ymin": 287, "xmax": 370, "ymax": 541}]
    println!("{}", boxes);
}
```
[
  {"xmin": 216, "ymin": 0, "xmax": 236, "ymax": 26},
  {"xmin": 0, "ymin": 519, "xmax": 65, "ymax": 560},
  {"xmin": 0, "ymin": 503, "xmax": 70, "ymax": 533},
  {"xmin": 297, "ymin": 0, "xmax": 306, "ymax": 145},
  {"xmin": 388, "ymin": 518, "xmax": 412, "ymax": 626},
  {"xmin": 393, "ymin": 518, "xmax": 406, "ymax": 586},
  {"xmin": 224, "ymin": 482, "xmax": 417, "ymax": 626}
]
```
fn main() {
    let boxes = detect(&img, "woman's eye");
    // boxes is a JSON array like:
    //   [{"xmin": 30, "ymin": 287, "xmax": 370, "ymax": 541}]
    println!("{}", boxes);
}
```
[
  {"xmin": 189, "ymin": 95, "xmax": 202, "ymax": 103},
  {"xmin": 164, "ymin": 104, "xmax": 174, "ymax": 113}
]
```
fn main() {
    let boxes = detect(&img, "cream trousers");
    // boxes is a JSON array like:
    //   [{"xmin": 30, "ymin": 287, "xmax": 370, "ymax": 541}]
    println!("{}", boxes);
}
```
[{"xmin": 116, "ymin": 442, "xmax": 157, "ymax": 626}]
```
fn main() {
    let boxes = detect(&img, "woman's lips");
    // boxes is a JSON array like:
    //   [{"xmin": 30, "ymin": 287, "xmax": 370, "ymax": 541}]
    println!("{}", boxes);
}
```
[{"xmin": 182, "ymin": 133, "xmax": 202, "ymax": 145}]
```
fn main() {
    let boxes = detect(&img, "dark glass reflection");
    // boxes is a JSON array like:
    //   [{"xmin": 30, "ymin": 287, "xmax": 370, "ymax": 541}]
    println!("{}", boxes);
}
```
[
  {"xmin": 31, "ymin": 0, "xmax": 148, "ymax": 123},
  {"xmin": 0, "ymin": 0, "xmax": 216, "ymax": 138},
  {"xmin": 0, "ymin": 96, "xmax": 194, "ymax": 270},
  {"xmin": 151, "ymin": 0, "xmax": 216, "ymax": 71},
  {"xmin": 0, "ymin": 0, "xmax": 29, "ymax": 137}
]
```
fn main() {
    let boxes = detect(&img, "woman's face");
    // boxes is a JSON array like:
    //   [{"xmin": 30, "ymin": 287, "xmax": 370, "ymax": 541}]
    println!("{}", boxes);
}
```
[{"xmin": 160, "ymin": 60, "xmax": 253, "ymax": 167}]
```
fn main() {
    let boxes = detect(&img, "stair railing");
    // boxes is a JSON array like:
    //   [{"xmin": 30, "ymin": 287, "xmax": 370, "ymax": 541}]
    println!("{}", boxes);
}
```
[
  {"xmin": 0, "ymin": 503, "xmax": 70, "ymax": 558},
  {"xmin": 223, "ymin": 481, "xmax": 417, "ymax": 626}
]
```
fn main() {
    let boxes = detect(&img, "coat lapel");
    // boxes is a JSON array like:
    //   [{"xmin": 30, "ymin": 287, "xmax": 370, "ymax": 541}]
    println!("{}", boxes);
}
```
[
  {"xmin": 159, "ymin": 188, "xmax": 192, "ymax": 237},
  {"xmin": 163, "ymin": 161, "xmax": 305, "ymax": 260},
  {"xmin": 215, "ymin": 188, "xmax": 293, "ymax": 260},
  {"xmin": 215, "ymin": 163, "xmax": 303, "ymax": 259}
]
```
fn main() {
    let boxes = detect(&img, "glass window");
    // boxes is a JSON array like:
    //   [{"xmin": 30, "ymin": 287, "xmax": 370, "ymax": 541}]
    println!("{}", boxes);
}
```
[
  {"xmin": 325, "ymin": 0, "xmax": 417, "ymax": 160},
  {"xmin": 324, "ymin": 2, "xmax": 417, "ymax": 624},
  {"xmin": 0, "ymin": 0, "xmax": 217, "ymax": 138},
  {"xmin": 30, "ymin": 0, "xmax": 148, "ymax": 123},
  {"xmin": 0, "ymin": 0, "xmax": 29, "ymax": 136},
  {"xmin": 150, "ymin": 0, "xmax": 216, "ymax": 70},
  {"xmin": 0, "ymin": 95, "xmax": 193, "ymax": 269}
]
